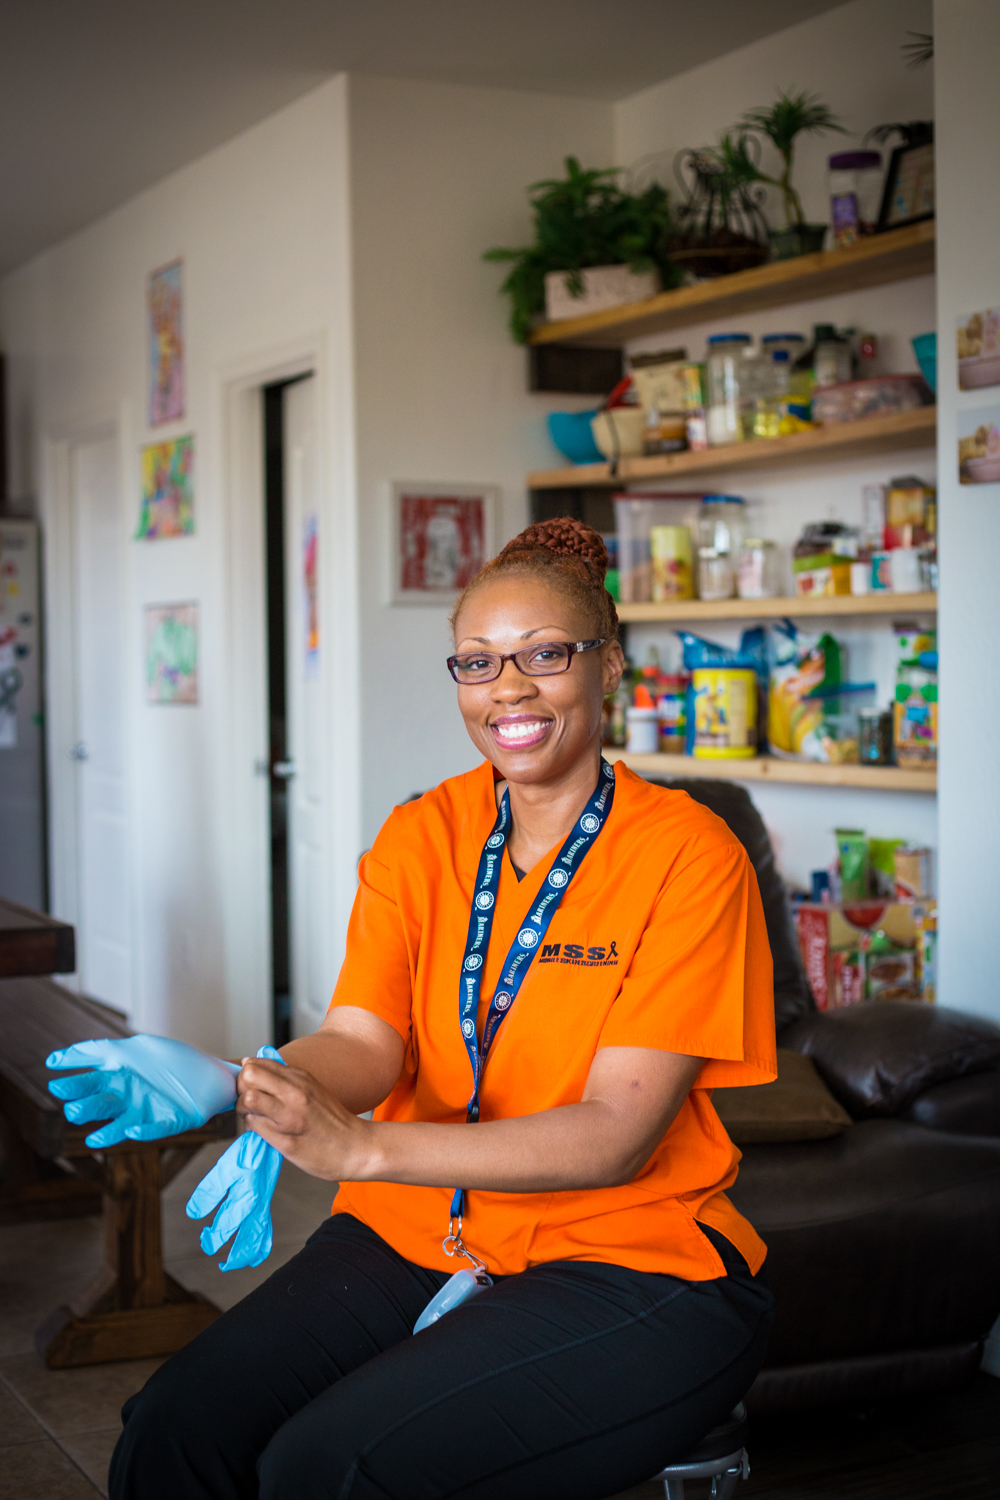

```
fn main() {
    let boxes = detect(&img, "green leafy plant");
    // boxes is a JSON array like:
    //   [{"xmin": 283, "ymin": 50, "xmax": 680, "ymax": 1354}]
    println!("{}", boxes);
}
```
[
  {"xmin": 730, "ymin": 89, "xmax": 846, "ymax": 228},
  {"xmin": 484, "ymin": 156, "xmax": 680, "ymax": 342}
]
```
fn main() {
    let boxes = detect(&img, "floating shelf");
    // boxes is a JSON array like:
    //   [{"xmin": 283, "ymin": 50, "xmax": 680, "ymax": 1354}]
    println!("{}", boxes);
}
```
[
  {"xmin": 529, "ymin": 405, "xmax": 937, "ymax": 490},
  {"xmin": 617, "ymin": 591, "xmax": 937, "ymax": 625},
  {"xmin": 607, "ymin": 750, "xmax": 936, "ymax": 793},
  {"xmin": 528, "ymin": 222, "xmax": 936, "ymax": 348}
]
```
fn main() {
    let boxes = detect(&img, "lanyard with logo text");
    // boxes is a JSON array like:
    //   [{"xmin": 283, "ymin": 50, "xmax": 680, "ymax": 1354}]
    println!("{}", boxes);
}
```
[{"xmin": 444, "ymin": 757, "xmax": 616, "ymax": 1269}]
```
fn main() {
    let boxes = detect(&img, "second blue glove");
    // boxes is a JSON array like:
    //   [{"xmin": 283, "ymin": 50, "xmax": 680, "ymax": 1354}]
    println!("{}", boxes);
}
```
[{"xmin": 185, "ymin": 1045, "xmax": 285, "ymax": 1272}]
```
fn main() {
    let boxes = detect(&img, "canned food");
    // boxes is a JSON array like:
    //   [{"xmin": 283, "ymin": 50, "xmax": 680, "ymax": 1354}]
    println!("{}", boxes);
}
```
[
  {"xmin": 650, "ymin": 525, "xmax": 694, "ymax": 601},
  {"xmin": 692, "ymin": 668, "xmax": 758, "ymax": 758}
]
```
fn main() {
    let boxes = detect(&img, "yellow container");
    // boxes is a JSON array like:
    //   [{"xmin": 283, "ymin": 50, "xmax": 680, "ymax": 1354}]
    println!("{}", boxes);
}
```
[
  {"xmin": 692, "ymin": 668, "xmax": 758, "ymax": 758},
  {"xmin": 650, "ymin": 525, "xmax": 694, "ymax": 601}
]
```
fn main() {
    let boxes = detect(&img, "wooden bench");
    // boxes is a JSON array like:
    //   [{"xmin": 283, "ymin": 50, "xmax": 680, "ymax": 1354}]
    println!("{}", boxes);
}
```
[
  {"xmin": 0, "ymin": 974, "xmax": 235, "ymax": 1368},
  {"xmin": 0, "ymin": 896, "xmax": 76, "ymax": 978}
]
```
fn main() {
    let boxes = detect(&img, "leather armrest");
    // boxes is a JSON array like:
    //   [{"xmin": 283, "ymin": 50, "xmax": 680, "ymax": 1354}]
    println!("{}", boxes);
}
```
[
  {"xmin": 902, "ymin": 1070, "xmax": 1000, "ymax": 1136},
  {"xmin": 781, "ymin": 1000, "xmax": 1000, "ymax": 1118}
]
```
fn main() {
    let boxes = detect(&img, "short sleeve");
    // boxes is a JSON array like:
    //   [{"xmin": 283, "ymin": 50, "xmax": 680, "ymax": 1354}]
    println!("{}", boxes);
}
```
[
  {"xmin": 598, "ymin": 840, "xmax": 776, "ymax": 1088},
  {"xmin": 328, "ymin": 844, "xmax": 413, "ymax": 1048}
]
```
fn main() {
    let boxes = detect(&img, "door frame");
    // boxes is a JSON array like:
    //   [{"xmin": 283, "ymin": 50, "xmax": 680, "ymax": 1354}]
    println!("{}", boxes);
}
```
[
  {"xmin": 218, "ymin": 334, "xmax": 361, "ymax": 1056},
  {"xmin": 40, "ymin": 406, "xmax": 140, "ymax": 1009}
]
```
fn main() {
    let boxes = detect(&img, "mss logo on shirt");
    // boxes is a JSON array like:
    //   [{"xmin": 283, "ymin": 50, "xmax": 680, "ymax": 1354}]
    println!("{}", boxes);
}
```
[{"xmin": 538, "ymin": 940, "xmax": 620, "ymax": 967}]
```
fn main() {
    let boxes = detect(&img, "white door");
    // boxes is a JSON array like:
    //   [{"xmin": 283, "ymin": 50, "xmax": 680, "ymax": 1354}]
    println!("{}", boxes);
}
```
[
  {"xmin": 69, "ymin": 436, "xmax": 133, "ymax": 1013},
  {"xmin": 283, "ymin": 378, "xmax": 331, "ymax": 1036}
]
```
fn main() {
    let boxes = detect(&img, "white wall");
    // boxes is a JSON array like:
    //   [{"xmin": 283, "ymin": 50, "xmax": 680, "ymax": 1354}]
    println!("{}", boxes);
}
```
[
  {"xmin": 933, "ymin": 0, "xmax": 1000, "ymax": 1028},
  {"xmin": 348, "ymin": 75, "xmax": 612, "ymax": 841},
  {"xmin": 606, "ymin": 0, "xmax": 938, "ymax": 894},
  {"xmin": 0, "ymin": 80, "xmax": 358, "ymax": 1054}
]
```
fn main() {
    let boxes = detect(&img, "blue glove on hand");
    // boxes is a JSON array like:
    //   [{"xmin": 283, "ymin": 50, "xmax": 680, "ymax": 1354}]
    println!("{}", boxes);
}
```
[
  {"xmin": 46, "ymin": 1035, "xmax": 239, "ymax": 1149},
  {"xmin": 185, "ymin": 1046, "xmax": 285, "ymax": 1272}
]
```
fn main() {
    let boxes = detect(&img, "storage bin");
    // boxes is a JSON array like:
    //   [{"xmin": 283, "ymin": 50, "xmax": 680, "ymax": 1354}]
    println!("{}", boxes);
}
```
[{"xmin": 613, "ymin": 494, "xmax": 705, "ymax": 603}]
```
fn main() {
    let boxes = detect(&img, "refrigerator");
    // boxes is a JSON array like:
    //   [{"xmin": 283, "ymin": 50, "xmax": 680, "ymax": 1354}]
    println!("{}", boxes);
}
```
[{"xmin": 0, "ymin": 517, "xmax": 46, "ymax": 908}]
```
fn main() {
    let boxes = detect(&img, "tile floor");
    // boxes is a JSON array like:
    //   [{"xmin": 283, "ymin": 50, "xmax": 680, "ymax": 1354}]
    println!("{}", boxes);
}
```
[
  {"xmin": 2, "ymin": 1150, "xmax": 999, "ymax": 1499},
  {"xmin": 0, "ymin": 1141, "xmax": 334, "ymax": 1498}
]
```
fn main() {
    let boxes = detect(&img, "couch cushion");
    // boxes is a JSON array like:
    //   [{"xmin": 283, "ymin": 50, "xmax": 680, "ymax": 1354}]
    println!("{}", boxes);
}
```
[
  {"xmin": 782, "ymin": 1000, "xmax": 1000, "ymax": 1117},
  {"xmin": 713, "ymin": 1048, "xmax": 851, "ymax": 1143},
  {"xmin": 902, "ymin": 1069, "xmax": 1000, "ymax": 1136},
  {"xmin": 649, "ymin": 778, "xmax": 815, "ymax": 1033},
  {"xmin": 730, "ymin": 1118, "xmax": 1000, "ymax": 1367}
]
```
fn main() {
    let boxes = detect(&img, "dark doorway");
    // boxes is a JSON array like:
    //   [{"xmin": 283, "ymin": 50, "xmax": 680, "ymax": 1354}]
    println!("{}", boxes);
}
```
[{"xmin": 262, "ymin": 376, "xmax": 309, "ymax": 1047}]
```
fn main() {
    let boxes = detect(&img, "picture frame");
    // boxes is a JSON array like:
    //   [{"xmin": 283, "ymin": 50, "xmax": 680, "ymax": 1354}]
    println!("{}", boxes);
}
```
[
  {"xmin": 877, "ymin": 140, "xmax": 935, "ymax": 232},
  {"xmin": 390, "ymin": 482, "xmax": 499, "ymax": 606}
]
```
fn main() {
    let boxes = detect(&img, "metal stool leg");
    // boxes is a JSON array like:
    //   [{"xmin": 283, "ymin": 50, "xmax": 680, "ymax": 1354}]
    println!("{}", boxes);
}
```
[{"xmin": 663, "ymin": 1480, "xmax": 685, "ymax": 1500}]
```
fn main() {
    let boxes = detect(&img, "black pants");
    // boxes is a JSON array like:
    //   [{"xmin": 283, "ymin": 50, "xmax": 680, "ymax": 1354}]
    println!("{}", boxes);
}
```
[{"xmin": 110, "ymin": 1214, "xmax": 772, "ymax": 1500}]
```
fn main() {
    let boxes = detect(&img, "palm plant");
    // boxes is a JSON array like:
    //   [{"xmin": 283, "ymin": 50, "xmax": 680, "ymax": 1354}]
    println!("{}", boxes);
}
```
[
  {"xmin": 736, "ymin": 89, "xmax": 846, "ymax": 228},
  {"xmin": 484, "ymin": 156, "xmax": 679, "ymax": 342}
]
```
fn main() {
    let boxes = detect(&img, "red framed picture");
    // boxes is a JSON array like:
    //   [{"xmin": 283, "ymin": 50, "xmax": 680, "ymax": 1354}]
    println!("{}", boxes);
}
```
[{"xmin": 391, "ymin": 483, "xmax": 498, "ymax": 604}]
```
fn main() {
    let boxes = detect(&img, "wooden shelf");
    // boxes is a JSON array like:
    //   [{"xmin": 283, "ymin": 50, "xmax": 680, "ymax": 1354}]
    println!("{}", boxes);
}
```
[
  {"xmin": 607, "ymin": 750, "xmax": 936, "ymax": 793},
  {"xmin": 617, "ymin": 591, "xmax": 937, "ymax": 625},
  {"xmin": 529, "ymin": 405, "xmax": 936, "ymax": 489},
  {"xmin": 528, "ymin": 222, "xmax": 936, "ymax": 348}
]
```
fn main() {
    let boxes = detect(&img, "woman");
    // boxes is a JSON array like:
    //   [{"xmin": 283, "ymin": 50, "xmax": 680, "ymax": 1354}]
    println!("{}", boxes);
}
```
[{"xmin": 109, "ymin": 518, "xmax": 776, "ymax": 1499}]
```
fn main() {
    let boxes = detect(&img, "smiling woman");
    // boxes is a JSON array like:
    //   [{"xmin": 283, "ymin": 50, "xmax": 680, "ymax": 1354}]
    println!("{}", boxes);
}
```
[{"xmin": 105, "ymin": 519, "xmax": 777, "ymax": 1500}]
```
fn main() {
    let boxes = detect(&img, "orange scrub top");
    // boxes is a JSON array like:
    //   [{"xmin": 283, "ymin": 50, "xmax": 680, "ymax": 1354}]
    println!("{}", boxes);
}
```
[{"xmin": 329, "ymin": 760, "xmax": 776, "ymax": 1281}]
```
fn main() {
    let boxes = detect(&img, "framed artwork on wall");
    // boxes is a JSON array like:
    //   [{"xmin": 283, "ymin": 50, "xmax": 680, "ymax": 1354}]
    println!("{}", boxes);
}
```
[
  {"xmin": 390, "ymin": 482, "xmax": 499, "ymax": 605},
  {"xmin": 136, "ymin": 435, "xmax": 194, "ymax": 538},
  {"xmin": 877, "ymin": 140, "xmax": 935, "ymax": 232},
  {"xmin": 147, "ymin": 259, "xmax": 184, "ymax": 425},
  {"xmin": 145, "ymin": 602, "xmax": 198, "ymax": 703}
]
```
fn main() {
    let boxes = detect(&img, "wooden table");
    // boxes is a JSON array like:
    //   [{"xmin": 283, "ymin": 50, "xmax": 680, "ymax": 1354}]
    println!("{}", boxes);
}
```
[
  {"xmin": 0, "ymin": 974, "xmax": 236, "ymax": 1368},
  {"xmin": 0, "ymin": 896, "xmax": 76, "ymax": 978}
]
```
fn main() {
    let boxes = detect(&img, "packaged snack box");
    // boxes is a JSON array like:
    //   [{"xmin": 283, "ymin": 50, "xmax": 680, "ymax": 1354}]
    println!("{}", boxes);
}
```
[
  {"xmin": 794, "ymin": 900, "xmax": 924, "ymax": 1010},
  {"xmin": 894, "ymin": 845, "xmax": 933, "ymax": 899}
]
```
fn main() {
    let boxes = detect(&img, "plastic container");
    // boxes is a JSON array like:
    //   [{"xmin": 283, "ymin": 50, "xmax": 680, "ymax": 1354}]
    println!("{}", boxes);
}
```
[
  {"xmin": 812, "ymin": 374, "xmax": 933, "ymax": 425},
  {"xmin": 737, "ymin": 539, "xmax": 781, "ymax": 599},
  {"xmin": 547, "ymin": 410, "xmax": 603, "ymax": 465},
  {"xmin": 705, "ymin": 334, "xmax": 752, "ymax": 446},
  {"xmin": 814, "ymin": 331, "xmax": 852, "ymax": 389},
  {"xmin": 696, "ymin": 496, "xmax": 746, "ymax": 599},
  {"xmin": 858, "ymin": 707, "xmax": 894, "ymax": 765},
  {"xmin": 912, "ymin": 332, "xmax": 937, "ymax": 392},
  {"xmin": 802, "ymin": 683, "xmax": 877, "ymax": 764},
  {"xmin": 691, "ymin": 668, "xmax": 758, "ymax": 759},
  {"xmin": 614, "ymin": 494, "xmax": 705, "ymax": 603},
  {"xmin": 625, "ymin": 706, "xmax": 660, "ymax": 754},
  {"xmin": 828, "ymin": 150, "xmax": 883, "ymax": 247},
  {"xmin": 657, "ymin": 675, "xmax": 688, "ymax": 753},
  {"xmin": 650, "ymin": 525, "xmax": 694, "ymax": 600}
]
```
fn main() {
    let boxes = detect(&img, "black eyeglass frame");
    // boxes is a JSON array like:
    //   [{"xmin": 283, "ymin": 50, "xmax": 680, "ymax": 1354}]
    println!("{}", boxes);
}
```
[{"xmin": 446, "ymin": 638, "xmax": 606, "ymax": 685}]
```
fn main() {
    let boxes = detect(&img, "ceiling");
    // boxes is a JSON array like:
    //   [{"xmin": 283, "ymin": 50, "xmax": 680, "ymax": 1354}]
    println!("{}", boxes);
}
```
[{"xmin": 0, "ymin": 0, "xmax": 846, "ymax": 276}]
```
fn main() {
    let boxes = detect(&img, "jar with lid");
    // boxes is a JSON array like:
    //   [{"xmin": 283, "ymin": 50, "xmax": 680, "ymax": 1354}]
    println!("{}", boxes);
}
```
[
  {"xmin": 705, "ymin": 334, "xmax": 752, "ymax": 446},
  {"xmin": 753, "ymin": 333, "xmax": 807, "ymax": 435},
  {"xmin": 697, "ymin": 494, "xmax": 746, "ymax": 562},
  {"xmin": 828, "ymin": 150, "xmax": 883, "ymax": 247},
  {"xmin": 813, "ymin": 328, "xmax": 852, "ymax": 389},
  {"xmin": 737, "ymin": 539, "xmax": 781, "ymax": 599}
]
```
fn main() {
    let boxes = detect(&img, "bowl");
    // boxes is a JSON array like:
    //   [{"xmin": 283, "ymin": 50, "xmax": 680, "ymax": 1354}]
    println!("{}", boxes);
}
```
[
  {"xmin": 965, "ymin": 455, "xmax": 1000, "ymax": 484},
  {"xmin": 959, "ymin": 353, "xmax": 1000, "ymax": 390},
  {"xmin": 911, "ymin": 332, "xmax": 937, "ymax": 392},
  {"xmin": 591, "ymin": 407, "xmax": 647, "ymax": 459},
  {"xmin": 546, "ymin": 410, "xmax": 603, "ymax": 465}
]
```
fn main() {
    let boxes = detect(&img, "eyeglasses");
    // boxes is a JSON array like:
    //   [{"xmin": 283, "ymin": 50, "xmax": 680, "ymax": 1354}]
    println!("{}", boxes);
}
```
[{"xmin": 447, "ymin": 639, "xmax": 605, "ymax": 685}]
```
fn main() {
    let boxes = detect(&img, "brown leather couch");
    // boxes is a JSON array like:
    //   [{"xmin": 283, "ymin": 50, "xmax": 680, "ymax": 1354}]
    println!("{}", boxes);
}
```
[{"xmin": 656, "ymin": 778, "xmax": 1000, "ymax": 1415}]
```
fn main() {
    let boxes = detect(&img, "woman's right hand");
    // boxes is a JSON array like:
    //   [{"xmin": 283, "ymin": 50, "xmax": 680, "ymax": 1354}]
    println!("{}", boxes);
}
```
[{"xmin": 46, "ymin": 1035, "xmax": 239, "ymax": 1147}]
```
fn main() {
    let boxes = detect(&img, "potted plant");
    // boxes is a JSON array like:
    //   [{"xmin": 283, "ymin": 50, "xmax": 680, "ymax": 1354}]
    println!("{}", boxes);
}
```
[
  {"xmin": 484, "ymin": 156, "xmax": 681, "ymax": 342},
  {"xmin": 726, "ymin": 89, "xmax": 846, "ymax": 260},
  {"xmin": 669, "ymin": 141, "xmax": 770, "ymax": 277}
]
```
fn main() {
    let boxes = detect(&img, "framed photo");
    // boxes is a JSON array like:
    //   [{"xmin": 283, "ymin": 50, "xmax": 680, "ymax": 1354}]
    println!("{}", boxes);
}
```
[
  {"xmin": 145, "ymin": 602, "xmax": 198, "ymax": 703},
  {"xmin": 957, "ymin": 307, "xmax": 1000, "ymax": 391},
  {"xmin": 958, "ymin": 404, "xmax": 1000, "ymax": 486},
  {"xmin": 148, "ymin": 259, "xmax": 184, "ymax": 426},
  {"xmin": 877, "ymin": 141, "xmax": 935, "ymax": 232},
  {"xmin": 391, "ymin": 482, "xmax": 498, "ymax": 606}
]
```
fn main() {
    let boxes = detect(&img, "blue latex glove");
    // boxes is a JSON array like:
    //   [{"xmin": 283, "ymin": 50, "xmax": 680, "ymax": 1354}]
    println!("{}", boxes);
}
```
[
  {"xmin": 46, "ymin": 1035, "xmax": 239, "ymax": 1149},
  {"xmin": 185, "ymin": 1046, "xmax": 285, "ymax": 1272}
]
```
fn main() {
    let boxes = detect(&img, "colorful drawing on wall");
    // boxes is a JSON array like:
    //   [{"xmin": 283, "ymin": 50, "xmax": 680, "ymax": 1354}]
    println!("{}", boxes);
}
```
[
  {"xmin": 958, "ymin": 404, "xmax": 1000, "ymax": 485},
  {"xmin": 148, "ymin": 259, "xmax": 184, "ymax": 425},
  {"xmin": 145, "ymin": 602, "xmax": 198, "ymax": 704},
  {"xmin": 303, "ymin": 514, "xmax": 319, "ymax": 677},
  {"xmin": 391, "ymin": 483, "xmax": 497, "ymax": 605},
  {"xmin": 137, "ymin": 436, "xmax": 194, "ymax": 538},
  {"xmin": 957, "ymin": 307, "xmax": 1000, "ymax": 391}
]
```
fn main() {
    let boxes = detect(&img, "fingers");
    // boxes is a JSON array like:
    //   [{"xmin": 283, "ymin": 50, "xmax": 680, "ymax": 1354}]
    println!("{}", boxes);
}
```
[
  {"xmin": 219, "ymin": 1201, "xmax": 273, "ymax": 1271},
  {"xmin": 64, "ymin": 1089, "xmax": 127, "ymax": 1125},
  {"xmin": 46, "ymin": 1040, "xmax": 115, "ymax": 1070},
  {"xmin": 48, "ymin": 1071, "xmax": 113, "ymax": 1102}
]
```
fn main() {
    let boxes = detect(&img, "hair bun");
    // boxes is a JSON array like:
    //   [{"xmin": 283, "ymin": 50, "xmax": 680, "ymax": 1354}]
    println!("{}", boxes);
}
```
[{"xmin": 499, "ymin": 518, "xmax": 609, "ymax": 577}]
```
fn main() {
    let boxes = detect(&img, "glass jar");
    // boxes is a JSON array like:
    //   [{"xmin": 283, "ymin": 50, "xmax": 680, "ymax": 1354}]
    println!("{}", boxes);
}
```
[
  {"xmin": 698, "ymin": 548, "xmax": 734, "ymax": 601},
  {"xmin": 858, "ymin": 707, "xmax": 894, "ymax": 765},
  {"xmin": 697, "ymin": 494, "xmax": 746, "ymax": 566},
  {"xmin": 705, "ymin": 334, "xmax": 752, "ymax": 446},
  {"xmin": 737, "ymin": 539, "xmax": 781, "ymax": 599},
  {"xmin": 813, "ymin": 330, "xmax": 852, "ymax": 389},
  {"xmin": 828, "ymin": 150, "xmax": 883, "ymax": 247}
]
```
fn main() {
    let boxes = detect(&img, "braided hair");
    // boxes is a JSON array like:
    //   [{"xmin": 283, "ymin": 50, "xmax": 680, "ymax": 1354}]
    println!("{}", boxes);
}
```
[{"xmin": 450, "ymin": 517, "xmax": 619, "ymax": 641}]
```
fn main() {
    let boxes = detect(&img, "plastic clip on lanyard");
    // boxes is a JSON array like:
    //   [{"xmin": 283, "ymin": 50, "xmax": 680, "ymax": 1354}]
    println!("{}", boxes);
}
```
[{"xmin": 413, "ymin": 759, "xmax": 616, "ymax": 1335}]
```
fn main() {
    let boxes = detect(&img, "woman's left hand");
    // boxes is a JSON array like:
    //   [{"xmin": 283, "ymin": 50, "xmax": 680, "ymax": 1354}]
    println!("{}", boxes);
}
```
[{"xmin": 237, "ymin": 1057, "xmax": 372, "ymax": 1181}]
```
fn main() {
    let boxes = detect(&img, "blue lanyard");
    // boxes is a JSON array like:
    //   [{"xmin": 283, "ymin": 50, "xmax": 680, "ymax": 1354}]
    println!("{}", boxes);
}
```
[{"xmin": 449, "ymin": 758, "xmax": 616, "ymax": 1228}]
